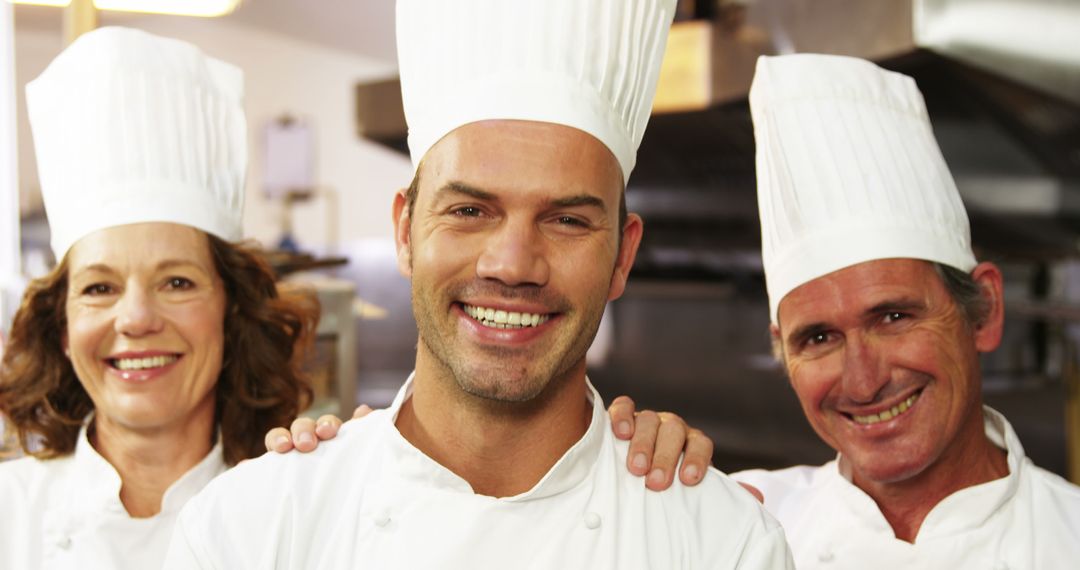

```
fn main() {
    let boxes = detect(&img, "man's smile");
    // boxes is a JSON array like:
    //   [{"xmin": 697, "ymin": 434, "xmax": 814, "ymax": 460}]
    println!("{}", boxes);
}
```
[
  {"xmin": 462, "ymin": 303, "xmax": 552, "ymax": 329},
  {"xmin": 848, "ymin": 391, "xmax": 922, "ymax": 426}
]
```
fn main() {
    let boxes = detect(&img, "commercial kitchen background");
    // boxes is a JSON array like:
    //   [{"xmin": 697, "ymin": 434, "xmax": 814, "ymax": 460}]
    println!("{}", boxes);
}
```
[{"xmin": 1, "ymin": 0, "xmax": 1078, "ymax": 482}]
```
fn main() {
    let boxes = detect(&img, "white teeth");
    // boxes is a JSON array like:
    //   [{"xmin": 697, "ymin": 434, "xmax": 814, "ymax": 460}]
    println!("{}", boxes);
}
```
[
  {"xmin": 464, "ymin": 304, "xmax": 551, "ymax": 329},
  {"xmin": 852, "ymin": 393, "xmax": 920, "ymax": 425},
  {"xmin": 113, "ymin": 355, "xmax": 178, "ymax": 371}
]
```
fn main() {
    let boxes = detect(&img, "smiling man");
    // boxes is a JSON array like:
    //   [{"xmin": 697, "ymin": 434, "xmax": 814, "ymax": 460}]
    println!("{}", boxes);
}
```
[
  {"xmin": 731, "ymin": 54, "xmax": 1080, "ymax": 568},
  {"xmin": 163, "ymin": 1, "xmax": 790, "ymax": 568}
]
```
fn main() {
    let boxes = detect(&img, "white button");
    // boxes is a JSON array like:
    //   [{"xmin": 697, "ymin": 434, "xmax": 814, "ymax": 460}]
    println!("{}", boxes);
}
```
[
  {"xmin": 818, "ymin": 550, "xmax": 834, "ymax": 563},
  {"xmin": 57, "ymin": 536, "xmax": 71, "ymax": 550},
  {"xmin": 583, "ymin": 512, "xmax": 601, "ymax": 530},
  {"xmin": 373, "ymin": 511, "xmax": 391, "ymax": 527}
]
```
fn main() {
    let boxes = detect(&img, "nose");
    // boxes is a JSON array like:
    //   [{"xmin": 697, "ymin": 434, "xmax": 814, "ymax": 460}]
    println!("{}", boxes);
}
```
[
  {"xmin": 475, "ymin": 217, "xmax": 549, "ymax": 287},
  {"xmin": 113, "ymin": 287, "xmax": 164, "ymax": 337},
  {"xmin": 839, "ymin": 333, "xmax": 888, "ymax": 404}
]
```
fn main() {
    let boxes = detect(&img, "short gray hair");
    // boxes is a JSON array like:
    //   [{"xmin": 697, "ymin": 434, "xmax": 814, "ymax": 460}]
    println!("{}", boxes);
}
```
[{"xmin": 933, "ymin": 262, "xmax": 991, "ymax": 328}]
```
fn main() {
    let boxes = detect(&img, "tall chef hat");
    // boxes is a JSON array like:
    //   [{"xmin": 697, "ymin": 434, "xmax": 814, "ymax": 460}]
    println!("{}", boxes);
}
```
[
  {"xmin": 751, "ymin": 54, "xmax": 976, "ymax": 324},
  {"xmin": 396, "ymin": 0, "xmax": 676, "ymax": 185},
  {"xmin": 27, "ymin": 26, "xmax": 246, "ymax": 259}
]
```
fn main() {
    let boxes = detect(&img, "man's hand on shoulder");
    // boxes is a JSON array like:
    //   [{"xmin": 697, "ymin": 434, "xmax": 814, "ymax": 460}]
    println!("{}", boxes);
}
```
[
  {"xmin": 607, "ymin": 395, "xmax": 715, "ymax": 491},
  {"xmin": 262, "ymin": 397, "xmax": 739, "ymax": 499},
  {"xmin": 264, "ymin": 405, "xmax": 375, "ymax": 454}
]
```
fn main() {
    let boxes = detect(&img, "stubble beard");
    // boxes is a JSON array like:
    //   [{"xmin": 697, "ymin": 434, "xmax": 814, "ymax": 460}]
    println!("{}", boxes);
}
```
[{"xmin": 410, "ymin": 278, "xmax": 607, "ymax": 404}]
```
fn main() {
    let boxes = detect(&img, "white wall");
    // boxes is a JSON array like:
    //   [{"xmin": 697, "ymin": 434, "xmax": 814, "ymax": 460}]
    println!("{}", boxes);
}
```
[
  {"xmin": 1, "ymin": 3, "xmax": 24, "ymax": 335},
  {"xmin": 14, "ymin": 15, "xmax": 412, "ymax": 252}
]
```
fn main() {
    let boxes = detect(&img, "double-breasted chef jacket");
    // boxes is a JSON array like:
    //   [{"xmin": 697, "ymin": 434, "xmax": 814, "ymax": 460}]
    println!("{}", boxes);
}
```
[
  {"xmin": 0, "ymin": 422, "xmax": 226, "ymax": 569},
  {"xmin": 733, "ymin": 407, "xmax": 1080, "ymax": 570},
  {"xmin": 165, "ymin": 376, "xmax": 794, "ymax": 569}
]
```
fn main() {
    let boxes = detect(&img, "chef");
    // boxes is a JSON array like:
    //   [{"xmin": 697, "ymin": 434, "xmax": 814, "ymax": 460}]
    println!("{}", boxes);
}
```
[
  {"xmin": 732, "ymin": 53, "xmax": 1080, "ymax": 569},
  {"xmin": 164, "ymin": 0, "xmax": 792, "ymax": 568},
  {"xmin": 0, "ymin": 27, "xmax": 318, "ymax": 569}
]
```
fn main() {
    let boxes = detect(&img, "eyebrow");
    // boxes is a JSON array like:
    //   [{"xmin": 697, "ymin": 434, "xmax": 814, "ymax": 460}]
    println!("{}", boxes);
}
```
[
  {"xmin": 435, "ymin": 181, "xmax": 607, "ymax": 213},
  {"xmin": 72, "ymin": 260, "xmax": 208, "ymax": 277},
  {"xmin": 786, "ymin": 322, "xmax": 830, "ymax": 347},
  {"xmin": 863, "ymin": 299, "xmax": 925, "ymax": 318},
  {"xmin": 436, "ymin": 181, "xmax": 496, "ymax": 202}
]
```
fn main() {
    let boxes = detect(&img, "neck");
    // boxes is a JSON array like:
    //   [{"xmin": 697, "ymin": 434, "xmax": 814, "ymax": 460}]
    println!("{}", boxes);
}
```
[
  {"xmin": 396, "ymin": 348, "xmax": 592, "ymax": 498},
  {"xmin": 90, "ymin": 401, "xmax": 216, "ymax": 518},
  {"xmin": 850, "ymin": 406, "xmax": 1009, "ymax": 542}
]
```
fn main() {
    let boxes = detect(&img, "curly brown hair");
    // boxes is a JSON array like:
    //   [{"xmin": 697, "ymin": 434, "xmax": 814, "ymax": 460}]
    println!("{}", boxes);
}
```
[{"xmin": 0, "ymin": 236, "xmax": 318, "ymax": 466}]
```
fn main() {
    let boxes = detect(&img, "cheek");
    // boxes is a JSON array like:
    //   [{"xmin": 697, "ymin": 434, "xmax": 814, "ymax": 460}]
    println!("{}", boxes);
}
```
[
  {"xmin": 64, "ymin": 305, "xmax": 104, "ymax": 359},
  {"xmin": 415, "ymin": 230, "xmax": 476, "ymax": 274},
  {"xmin": 888, "ymin": 322, "xmax": 972, "ymax": 380},
  {"xmin": 172, "ymin": 301, "xmax": 227, "ymax": 357},
  {"xmin": 787, "ymin": 359, "xmax": 834, "ymax": 414}
]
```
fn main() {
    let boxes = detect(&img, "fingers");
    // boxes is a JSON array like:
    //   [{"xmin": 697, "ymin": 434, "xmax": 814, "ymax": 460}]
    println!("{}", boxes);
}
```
[
  {"xmin": 290, "ymin": 417, "xmax": 318, "ymax": 453},
  {"xmin": 739, "ymin": 482, "xmax": 765, "ymax": 504},
  {"xmin": 677, "ymin": 427, "xmax": 714, "ymax": 487},
  {"xmin": 264, "ymin": 427, "xmax": 293, "ymax": 454},
  {"xmin": 644, "ymin": 413, "xmax": 686, "ymax": 491},
  {"xmin": 607, "ymin": 395, "xmax": 637, "ymax": 440},
  {"xmin": 626, "ymin": 410, "xmax": 659, "ymax": 477},
  {"xmin": 352, "ymin": 404, "xmax": 374, "ymax": 420},
  {"xmin": 314, "ymin": 414, "xmax": 343, "ymax": 442}
]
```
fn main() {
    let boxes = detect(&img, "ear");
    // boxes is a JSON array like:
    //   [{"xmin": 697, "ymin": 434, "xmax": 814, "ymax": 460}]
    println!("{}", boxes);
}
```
[
  {"xmin": 768, "ymin": 322, "xmax": 785, "ymax": 362},
  {"xmin": 392, "ymin": 189, "xmax": 413, "ymax": 278},
  {"xmin": 970, "ymin": 261, "xmax": 1005, "ymax": 353},
  {"xmin": 62, "ymin": 330, "xmax": 70, "ymax": 359},
  {"xmin": 606, "ymin": 213, "xmax": 643, "ymax": 302}
]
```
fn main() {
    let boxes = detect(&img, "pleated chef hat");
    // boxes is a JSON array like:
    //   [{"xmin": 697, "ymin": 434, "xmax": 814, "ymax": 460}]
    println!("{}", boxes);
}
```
[
  {"xmin": 27, "ymin": 27, "xmax": 246, "ymax": 259},
  {"xmin": 396, "ymin": 0, "xmax": 676, "ymax": 184},
  {"xmin": 751, "ymin": 54, "xmax": 976, "ymax": 324}
]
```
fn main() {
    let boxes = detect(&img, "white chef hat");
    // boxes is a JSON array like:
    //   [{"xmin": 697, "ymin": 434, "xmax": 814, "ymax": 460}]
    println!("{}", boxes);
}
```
[
  {"xmin": 751, "ymin": 54, "xmax": 977, "ymax": 324},
  {"xmin": 27, "ymin": 26, "xmax": 246, "ymax": 260},
  {"xmin": 396, "ymin": 0, "xmax": 676, "ymax": 185}
]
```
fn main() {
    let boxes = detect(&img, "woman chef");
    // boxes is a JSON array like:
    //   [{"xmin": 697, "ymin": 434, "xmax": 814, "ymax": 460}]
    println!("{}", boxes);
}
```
[{"xmin": 0, "ymin": 27, "xmax": 316, "ymax": 569}]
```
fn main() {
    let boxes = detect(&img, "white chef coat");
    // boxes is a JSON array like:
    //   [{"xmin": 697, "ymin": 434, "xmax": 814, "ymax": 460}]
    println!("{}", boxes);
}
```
[
  {"xmin": 733, "ymin": 407, "xmax": 1080, "ymax": 570},
  {"xmin": 165, "ymin": 376, "xmax": 794, "ymax": 569},
  {"xmin": 0, "ymin": 422, "xmax": 226, "ymax": 570}
]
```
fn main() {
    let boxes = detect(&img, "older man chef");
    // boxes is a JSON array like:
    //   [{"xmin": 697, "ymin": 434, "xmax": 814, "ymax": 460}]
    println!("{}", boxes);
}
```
[
  {"xmin": 164, "ymin": 0, "xmax": 792, "ymax": 568},
  {"xmin": 730, "ymin": 54, "xmax": 1080, "ymax": 569}
]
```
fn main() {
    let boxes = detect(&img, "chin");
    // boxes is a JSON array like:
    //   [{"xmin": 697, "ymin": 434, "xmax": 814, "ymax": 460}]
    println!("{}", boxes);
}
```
[
  {"xmin": 454, "ymin": 367, "xmax": 551, "ymax": 403},
  {"xmin": 849, "ymin": 451, "xmax": 933, "ymax": 485}
]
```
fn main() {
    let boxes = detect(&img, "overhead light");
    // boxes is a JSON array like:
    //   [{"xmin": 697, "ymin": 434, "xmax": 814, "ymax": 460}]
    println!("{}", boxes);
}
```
[
  {"xmin": 7, "ymin": 1, "xmax": 72, "ymax": 7},
  {"xmin": 93, "ymin": 0, "xmax": 239, "ymax": 17},
  {"xmin": 8, "ymin": 0, "xmax": 241, "ymax": 17}
]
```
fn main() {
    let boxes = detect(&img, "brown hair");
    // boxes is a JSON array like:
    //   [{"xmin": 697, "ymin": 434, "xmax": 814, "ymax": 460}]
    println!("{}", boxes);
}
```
[{"xmin": 0, "ymin": 236, "xmax": 318, "ymax": 466}]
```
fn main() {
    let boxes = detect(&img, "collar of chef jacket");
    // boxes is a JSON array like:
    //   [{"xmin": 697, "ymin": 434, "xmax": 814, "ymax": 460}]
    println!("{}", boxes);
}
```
[
  {"xmin": 382, "ymin": 373, "xmax": 607, "ymax": 501},
  {"xmin": 830, "ymin": 405, "xmax": 1023, "ymax": 541},
  {"xmin": 67, "ymin": 415, "xmax": 227, "ymax": 516}
]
